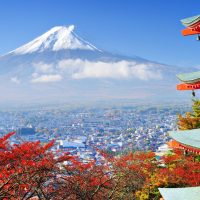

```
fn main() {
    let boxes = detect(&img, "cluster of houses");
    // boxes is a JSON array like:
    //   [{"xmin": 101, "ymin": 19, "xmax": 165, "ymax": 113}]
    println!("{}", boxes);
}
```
[{"xmin": 0, "ymin": 106, "xmax": 179, "ymax": 163}]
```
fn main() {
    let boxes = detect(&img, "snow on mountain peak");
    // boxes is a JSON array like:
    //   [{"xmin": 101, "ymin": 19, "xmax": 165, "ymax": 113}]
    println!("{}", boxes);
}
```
[{"xmin": 9, "ymin": 25, "xmax": 100, "ymax": 55}]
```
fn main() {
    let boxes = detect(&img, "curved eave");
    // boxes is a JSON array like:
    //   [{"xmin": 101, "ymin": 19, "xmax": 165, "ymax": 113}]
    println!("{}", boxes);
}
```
[
  {"xmin": 169, "ymin": 129, "xmax": 200, "ymax": 149},
  {"xmin": 186, "ymin": 20, "xmax": 200, "ymax": 29},
  {"xmin": 181, "ymin": 20, "xmax": 200, "ymax": 36},
  {"xmin": 179, "ymin": 143, "xmax": 200, "ymax": 154},
  {"xmin": 181, "ymin": 15, "xmax": 200, "ymax": 27},
  {"xmin": 176, "ymin": 71, "xmax": 200, "ymax": 84}
]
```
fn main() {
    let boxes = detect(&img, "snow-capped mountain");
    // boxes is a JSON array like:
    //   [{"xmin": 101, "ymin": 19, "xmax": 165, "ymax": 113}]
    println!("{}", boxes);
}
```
[
  {"xmin": 0, "ymin": 25, "xmax": 196, "ymax": 107},
  {"xmin": 9, "ymin": 25, "xmax": 100, "ymax": 55}
]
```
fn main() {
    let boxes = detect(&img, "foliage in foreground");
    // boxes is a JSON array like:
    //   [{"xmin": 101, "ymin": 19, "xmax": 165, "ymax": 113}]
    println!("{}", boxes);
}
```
[
  {"xmin": 178, "ymin": 99, "xmax": 200, "ymax": 130},
  {"xmin": 0, "ymin": 133, "xmax": 200, "ymax": 200}
]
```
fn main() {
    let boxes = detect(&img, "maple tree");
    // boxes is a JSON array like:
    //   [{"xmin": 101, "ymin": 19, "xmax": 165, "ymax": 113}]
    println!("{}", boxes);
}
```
[
  {"xmin": 107, "ymin": 151, "xmax": 157, "ymax": 200},
  {"xmin": 0, "ymin": 132, "xmax": 113, "ymax": 200},
  {"xmin": 0, "ymin": 132, "xmax": 200, "ymax": 200},
  {"xmin": 136, "ymin": 149, "xmax": 200, "ymax": 200},
  {"xmin": 0, "ymin": 132, "xmax": 62, "ymax": 199}
]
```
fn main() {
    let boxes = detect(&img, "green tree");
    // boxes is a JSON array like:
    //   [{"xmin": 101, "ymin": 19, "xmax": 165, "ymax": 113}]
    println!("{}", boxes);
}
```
[{"xmin": 177, "ymin": 99, "xmax": 200, "ymax": 130}]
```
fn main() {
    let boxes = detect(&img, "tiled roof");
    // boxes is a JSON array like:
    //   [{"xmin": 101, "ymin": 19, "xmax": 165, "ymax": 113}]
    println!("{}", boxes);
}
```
[
  {"xmin": 159, "ymin": 186, "xmax": 200, "ymax": 200},
  {"xmin": 181, "ymin": 15, "xmax": 200, "ymax": 27},
  {"xmin": 169, "ymin": 129, "xmax": 200, "ymax": 149},
  {"xmin": 177, "ymin": 71, "xmax": 200, "ymax": 84}
]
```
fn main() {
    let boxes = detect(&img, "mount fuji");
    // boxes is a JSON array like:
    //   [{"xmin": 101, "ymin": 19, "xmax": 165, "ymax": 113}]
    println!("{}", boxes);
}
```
[{"xmin": 0, "ymin": 25, "xmax": 196, "ymax": 106}]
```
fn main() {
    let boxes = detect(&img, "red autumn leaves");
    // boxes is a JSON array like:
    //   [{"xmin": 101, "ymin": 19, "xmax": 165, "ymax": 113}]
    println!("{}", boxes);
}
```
[{"xmin": 0, "ymin": 132, "xmax": 200, "ymax": 199}]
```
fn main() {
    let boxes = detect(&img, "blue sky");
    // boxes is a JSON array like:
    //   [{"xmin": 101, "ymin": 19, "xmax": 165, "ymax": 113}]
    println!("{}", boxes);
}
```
[{"xmin": 0, "ymin": 0, "xmax": 200, "ymax": 67}]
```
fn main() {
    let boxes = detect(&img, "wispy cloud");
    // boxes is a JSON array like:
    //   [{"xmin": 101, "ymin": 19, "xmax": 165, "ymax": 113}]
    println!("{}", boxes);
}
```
[
  {"xmin": 32, "ymin": 62, "xmax": 54, "ymax": 73},
  {"xmin": 11, "ymin": 77, "xmax": 21, "ymax": 84},
  {"xmin": 31, "ymin": 74, "xmax": 62, "ymax": 83}
]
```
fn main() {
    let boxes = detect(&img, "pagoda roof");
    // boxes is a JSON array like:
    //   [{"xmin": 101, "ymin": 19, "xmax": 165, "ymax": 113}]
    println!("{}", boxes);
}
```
[
  {"xmin": 159, "ymin": 187, "xmax": 200, "ymax": 200},
  {"xmin": 168, "ymin": 129, "xmax": 200, "ymax": 149},
  {"xmin": 177, "ymin": 71, "xmax": 200, "ymax": 84},
  {"xmin": 181, "ymin": 15, "xmax": 200, "ymax": 27}
]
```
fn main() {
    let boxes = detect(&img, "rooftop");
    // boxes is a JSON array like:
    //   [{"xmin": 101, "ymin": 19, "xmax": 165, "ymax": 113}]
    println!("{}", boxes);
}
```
[
  {"xmin": 177, "ymin": 71, "xmax": 200, "ymax": 84},
  {"xmin": 159, "ymin": 186, "xmax": 200, "ymax": 200},
  {"xmin": 181, "ymin": 15, "xmax": 200, "ymax": 27},
  {"xmin": 168, "ymin": 129, "xmax": 200, "ymax": 149}
]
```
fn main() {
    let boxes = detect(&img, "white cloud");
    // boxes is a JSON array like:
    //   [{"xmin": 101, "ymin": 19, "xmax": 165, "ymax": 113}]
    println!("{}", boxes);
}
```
[
  {"xmin": 11, "ymin": 77, "xmax": 20, "ymax": 84},
  {"xmin": 58, "ymin": 59, "xmax": 162, "ymax": 80},
  {"xmin": 32, "ymin": 62, "xmax": 54, "ymax": 73},
  {"xmin": 30, "ymin": 59, "xmax": 162, "ymax": 83},
  {"xmin": 32, "ymin": 73, "xmax": 39, "ymax": 78},
  {"xmin": 31, "ymin": 74, "xmax": 62, "ymax": 83}
]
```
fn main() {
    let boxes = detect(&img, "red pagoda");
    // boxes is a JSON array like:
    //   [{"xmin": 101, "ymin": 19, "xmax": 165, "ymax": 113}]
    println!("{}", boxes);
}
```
[{"xmin": 170, "ymin": 14, "xmax": 200, "ymax": 153}]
